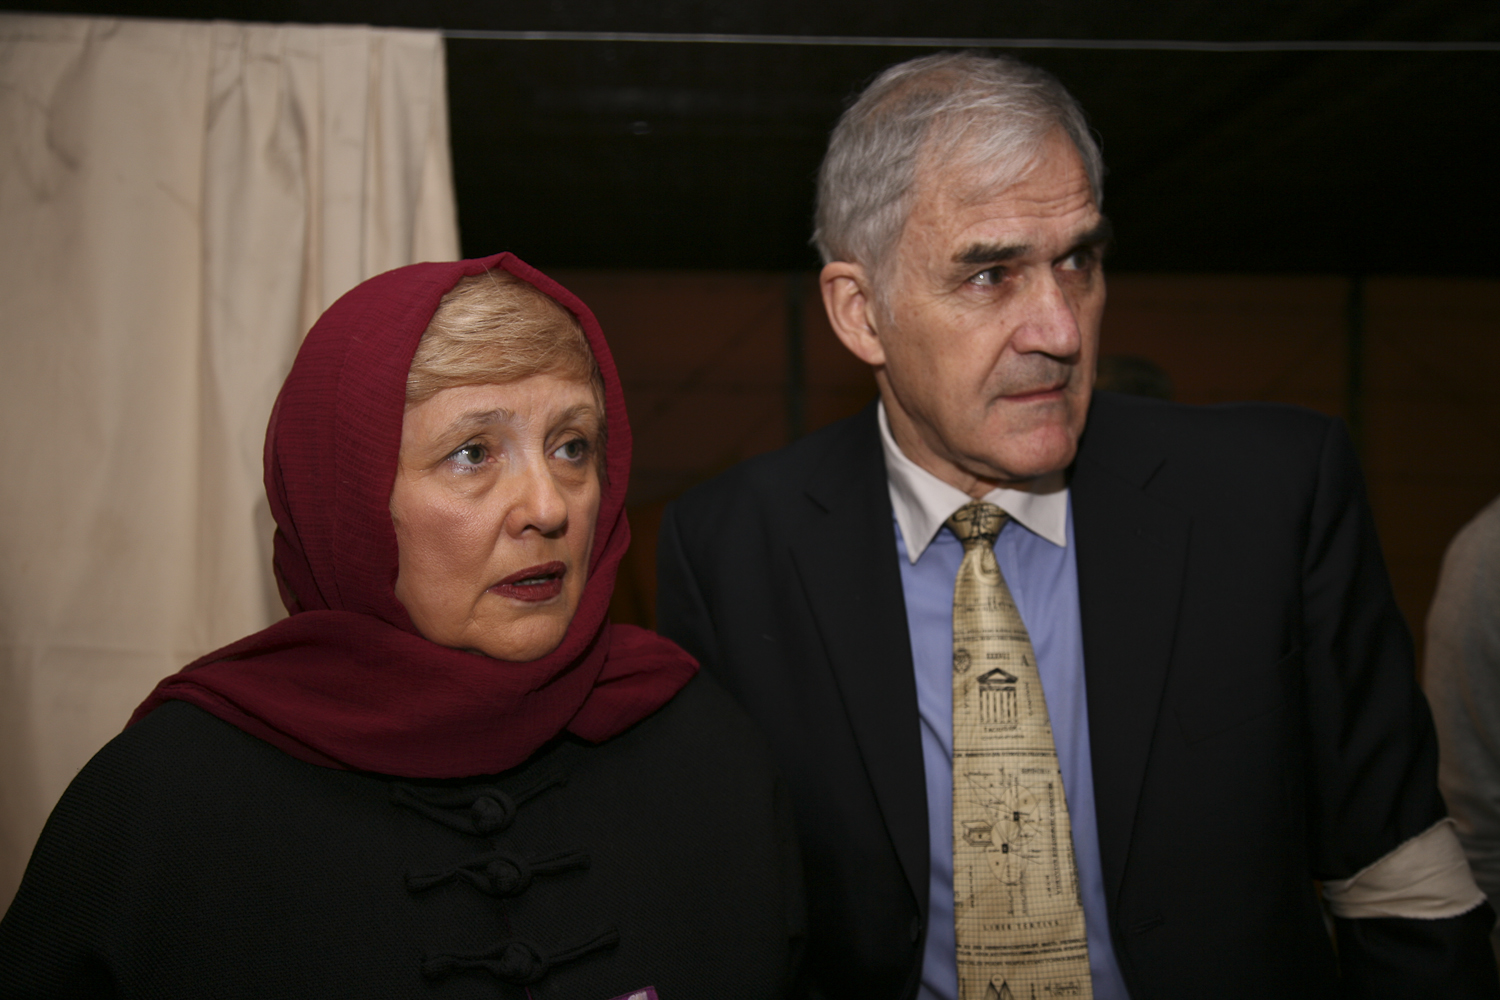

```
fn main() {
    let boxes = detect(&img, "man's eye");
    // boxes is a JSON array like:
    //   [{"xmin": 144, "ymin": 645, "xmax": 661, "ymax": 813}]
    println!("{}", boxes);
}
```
[
  {"xmin": 451, "ymin": 443, "xmax": 486, "ymax": 467},
  {"xmin": 968, "ymin": 267, "xmax": 1006, "ymax": 286},
  {"xmin": 554, "ymin": 438, "xmax": 588, "ymax": 462},
  {"xmin": 1059, "ymin": 249, "xmax": 1096, "ymax": 271}
]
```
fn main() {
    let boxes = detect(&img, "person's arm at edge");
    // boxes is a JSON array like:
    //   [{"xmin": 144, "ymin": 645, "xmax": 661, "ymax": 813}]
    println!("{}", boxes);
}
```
[
  {"xmin": 1423, "ymin": 498, "xmax": 1500, "ymax": 962},
  {"xmin": 1296, "ymin": 417, "xmax": 1498, "ymax": 997}
]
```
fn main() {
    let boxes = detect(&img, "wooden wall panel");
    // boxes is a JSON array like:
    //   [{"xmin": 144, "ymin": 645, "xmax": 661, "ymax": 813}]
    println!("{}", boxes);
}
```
[
  {"xmin": 551, "ymin": 270, "xmax": 791, "ymax": 505},
  {"xmin": 1100, "ymin": 274, "xmax": 1348, "ymax": 414},
  {"xmin": 553, "ymin": 269, "xmax": 874, "ymax": 628},
  {"xmin": 558, "ymin": 268, "xmax": 1499, "ymax": 655},
  {"xmin": 1363, "ymin": 278, "xmax": 1500, "ymax": 661}
]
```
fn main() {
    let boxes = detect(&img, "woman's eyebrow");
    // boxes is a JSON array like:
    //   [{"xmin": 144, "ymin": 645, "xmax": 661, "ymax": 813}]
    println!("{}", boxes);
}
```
[
  {"xmin": 444, "ymin": 408, "xmax": 514, "ymax": 437},
  {"xmin": 443, "ymin": 403, "xmax": 600, "ymax": 439},
  {"xmin": 554, "ymin": 403, "xmax": 603, "ymax": 428}
]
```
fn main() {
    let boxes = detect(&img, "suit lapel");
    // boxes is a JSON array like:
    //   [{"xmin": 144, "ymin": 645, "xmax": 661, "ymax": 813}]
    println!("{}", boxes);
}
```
[
  {"xmin": 787, "ymin": 408, "xmax": 930, "ymax": 910},
  {"xmin": 1071, "ymin": 396, "xmax": 1191, "ymax": 910},
  {"xmin": 777, "ymin": 398, "xmax": 1191, "ymax": 916}
]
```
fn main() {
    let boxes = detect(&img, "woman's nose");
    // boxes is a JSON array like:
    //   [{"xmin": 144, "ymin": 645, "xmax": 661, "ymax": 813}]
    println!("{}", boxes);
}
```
[{"xmin": 506, "ymin": 459, "xmax": 569, "ymax": 536}]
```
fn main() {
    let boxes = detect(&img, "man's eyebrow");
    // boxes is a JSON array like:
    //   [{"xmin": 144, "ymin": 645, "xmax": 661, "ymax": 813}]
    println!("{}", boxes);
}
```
[
  {"xmin": 954, "ymin": 242, "xmax": 1029, "ymax": 266},
  {"xmin": 1070, "ymin": 216, "xmax": 1114, "ymax": 254},
  {"xmin": 951, "ymin": 215, "xmax": 1115, "ymax": 268}
]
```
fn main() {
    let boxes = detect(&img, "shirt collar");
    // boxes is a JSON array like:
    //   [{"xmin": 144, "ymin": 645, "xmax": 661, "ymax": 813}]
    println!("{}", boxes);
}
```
[{"xmin": 878, "ymin": 400, "xmax": 1069, "ymax": 563}]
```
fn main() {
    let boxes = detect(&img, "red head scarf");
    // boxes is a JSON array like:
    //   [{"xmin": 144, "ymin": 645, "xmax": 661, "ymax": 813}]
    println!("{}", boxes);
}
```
[{"xmin": 130, "ymin": 253, "xmax": 697, "ymax": 777}]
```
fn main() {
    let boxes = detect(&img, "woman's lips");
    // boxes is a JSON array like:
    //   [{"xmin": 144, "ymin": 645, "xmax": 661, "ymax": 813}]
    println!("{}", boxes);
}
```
[{"xmin": 489, "ymin": 561, "xmax": 566, "ymax": 602}]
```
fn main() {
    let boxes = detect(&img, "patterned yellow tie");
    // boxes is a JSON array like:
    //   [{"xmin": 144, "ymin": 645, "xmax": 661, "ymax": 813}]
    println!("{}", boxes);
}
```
[{"xmin": 948, "ymin": 500, "xmax": 1092, "ymax": 1000}]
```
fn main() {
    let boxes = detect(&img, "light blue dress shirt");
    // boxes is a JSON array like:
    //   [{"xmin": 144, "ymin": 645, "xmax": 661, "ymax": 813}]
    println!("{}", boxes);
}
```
[{"xmin": 877, "ymin": 405, "xmax": 1130, "ymax": 1000}]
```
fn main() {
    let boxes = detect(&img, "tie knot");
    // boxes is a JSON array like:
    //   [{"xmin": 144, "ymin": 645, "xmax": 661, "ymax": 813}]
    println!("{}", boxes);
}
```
[{"xmin": 947, "ymin": 501, "xmax": 1007, "ymax": 547}]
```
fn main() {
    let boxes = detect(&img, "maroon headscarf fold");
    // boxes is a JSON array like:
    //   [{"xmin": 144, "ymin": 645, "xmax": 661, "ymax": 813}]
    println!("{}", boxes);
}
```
[{"xmin": 130, "ymin": 253, "xmax": 698, "ymax": 778}]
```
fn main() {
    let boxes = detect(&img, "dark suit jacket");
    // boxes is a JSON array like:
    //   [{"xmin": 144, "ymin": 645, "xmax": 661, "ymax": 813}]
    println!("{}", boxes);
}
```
[{"xmin": 656, "ymin": 391, "xmax": 1498, "ymax": 1000}]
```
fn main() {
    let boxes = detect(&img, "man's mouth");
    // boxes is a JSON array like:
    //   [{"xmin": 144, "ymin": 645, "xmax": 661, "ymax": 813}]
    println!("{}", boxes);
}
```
[
  {"xmin": 1003, "ymin": 381, "xmax": 1068, "ymax": 402},
  {"xmin": 489, "ymin": 562, "xmax": 566, "ymax": 602}
]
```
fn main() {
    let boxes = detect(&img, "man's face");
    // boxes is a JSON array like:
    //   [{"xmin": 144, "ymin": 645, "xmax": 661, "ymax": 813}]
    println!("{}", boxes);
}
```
[{"xmin": 870, "ymin": 129, "xmax": 1107, "ymax": 492}]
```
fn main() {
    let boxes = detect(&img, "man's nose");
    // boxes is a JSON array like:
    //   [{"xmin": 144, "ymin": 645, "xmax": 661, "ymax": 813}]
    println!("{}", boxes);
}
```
[{"xmin": 1011, "ymin": 272, "xmax": 1083, "ymax": 359}]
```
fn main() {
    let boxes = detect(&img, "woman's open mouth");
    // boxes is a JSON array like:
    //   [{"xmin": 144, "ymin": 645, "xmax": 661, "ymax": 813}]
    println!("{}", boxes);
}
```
[{"xmin": 489, "ymin": 561, "xmax": 566, "ymax": 602}]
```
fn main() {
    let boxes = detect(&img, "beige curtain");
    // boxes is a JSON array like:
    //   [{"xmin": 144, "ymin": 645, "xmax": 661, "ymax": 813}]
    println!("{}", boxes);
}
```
[{"xmin": 0, "ymin": 13, "xmax": 460, "ymax": 907}]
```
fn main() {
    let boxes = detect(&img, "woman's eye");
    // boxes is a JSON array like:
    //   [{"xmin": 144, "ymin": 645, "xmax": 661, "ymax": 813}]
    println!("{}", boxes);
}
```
[
  {"xmin": 450, "ymin": 443, "xmax": 486, "ymax": 467},
  {"xmin": 554, "ymin": 438, "xmax": 588, "ymax": 462}
]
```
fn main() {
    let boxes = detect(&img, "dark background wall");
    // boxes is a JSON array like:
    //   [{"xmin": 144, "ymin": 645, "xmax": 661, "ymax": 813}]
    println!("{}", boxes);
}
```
[
  {"xmin": 14, "ymin": 0, "xmax": 1500, "ymax": 654},
  {"xmin": 565, "ymin": 271, "xmax": 1500, "ymax": 659},
  {"xmin": 18, "ymin": 2, "xmax": 1499, "ymax": 273}
]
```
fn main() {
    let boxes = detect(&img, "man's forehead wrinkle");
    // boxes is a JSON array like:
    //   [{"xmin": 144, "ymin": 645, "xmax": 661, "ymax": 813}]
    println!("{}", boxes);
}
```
[
  {"xmin": 919, "ymin": 157, "xmax": 1023, "ymax": 212},
  {"xmin": 917, "ymin": 127, "xmax": 1089, "ymax": 213},
  {"xmin": 919, "ymin": 174, "xmax": 1097, "ymax": 234},
  {"xmin": 1054, "ymin": 213, "xmax": 1110, "ymax": 249}
]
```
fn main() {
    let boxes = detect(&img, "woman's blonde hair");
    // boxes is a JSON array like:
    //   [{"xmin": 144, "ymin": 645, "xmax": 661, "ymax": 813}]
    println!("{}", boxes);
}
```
[
  {"xmin": 406, "ymin": 269, "xmax": 601, "ymax": 406},
  {"xmin": 406, "ymin": 269, "xmax": 607, "ymax": 477}
]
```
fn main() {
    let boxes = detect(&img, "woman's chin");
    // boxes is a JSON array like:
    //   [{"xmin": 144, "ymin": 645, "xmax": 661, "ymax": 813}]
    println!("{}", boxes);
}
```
[
  {"xmin": 462, "ymin": 617, "xmax": 571, "ymax": 663},
  {"xmin": 404, "ymin": 588, "xmax": 581, "ymax": 663}
]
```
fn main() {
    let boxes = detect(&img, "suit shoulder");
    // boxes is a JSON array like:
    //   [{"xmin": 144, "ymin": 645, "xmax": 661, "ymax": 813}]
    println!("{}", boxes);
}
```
[
  {"xmin": 666, "ymin": 405, "xmax": 877, "ymax": 529},
  {"xmin": 1087, "ymin": 391, "xmax": 1344, "ymax": 466},
  {"xmin": 1091, "ymin": 389, "xmax": 1339, "ymax": 435}
]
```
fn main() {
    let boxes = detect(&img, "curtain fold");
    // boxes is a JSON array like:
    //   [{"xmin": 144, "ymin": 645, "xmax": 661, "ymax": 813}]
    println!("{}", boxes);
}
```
[{"xmin": 0, "ymin": 13, "xmax": 459, "ymax": 907}]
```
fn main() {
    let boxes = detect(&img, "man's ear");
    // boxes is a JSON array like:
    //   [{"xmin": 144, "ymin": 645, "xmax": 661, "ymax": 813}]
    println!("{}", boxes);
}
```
[{"xmin": 819, "ymin": 261, "xmax": 886, "ymax": 368}]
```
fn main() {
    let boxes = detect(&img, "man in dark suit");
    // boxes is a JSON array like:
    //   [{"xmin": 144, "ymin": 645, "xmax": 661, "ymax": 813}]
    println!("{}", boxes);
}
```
[{"xmin": 655, "ymin": 52, "xmax": 1497, "ymax": 999}]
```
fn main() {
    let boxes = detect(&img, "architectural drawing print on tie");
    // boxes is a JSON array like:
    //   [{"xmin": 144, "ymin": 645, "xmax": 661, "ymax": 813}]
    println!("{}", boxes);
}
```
[{"xmin": 949, "ymin": 501, "xmax": 1091, "ymax": 1000}]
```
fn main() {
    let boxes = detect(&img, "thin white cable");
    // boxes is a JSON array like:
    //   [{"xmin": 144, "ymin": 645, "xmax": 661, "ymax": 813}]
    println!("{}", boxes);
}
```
[{"xmin": 440, "ymin": 30, "xmax": 1500, "ymax": 52}]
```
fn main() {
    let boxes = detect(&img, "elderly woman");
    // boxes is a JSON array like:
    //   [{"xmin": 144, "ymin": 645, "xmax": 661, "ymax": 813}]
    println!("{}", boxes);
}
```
[{"xmin": 0, "ymin": 254, "xmax": 803, "ymax": 996}]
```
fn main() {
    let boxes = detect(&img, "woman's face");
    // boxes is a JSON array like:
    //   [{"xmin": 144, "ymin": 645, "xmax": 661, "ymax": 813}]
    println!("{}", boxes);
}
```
[{"xmin": 389, "ymin": 374, "xmax": 604, "ymax": 662}]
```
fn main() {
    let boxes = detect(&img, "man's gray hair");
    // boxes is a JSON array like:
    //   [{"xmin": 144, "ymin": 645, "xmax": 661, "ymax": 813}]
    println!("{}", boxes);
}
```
[{"xmin": 813, "ymin": 52, "xmax": 1103, "ymax": 275}]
